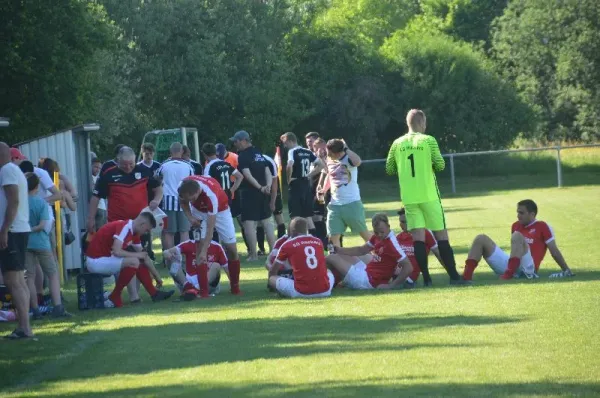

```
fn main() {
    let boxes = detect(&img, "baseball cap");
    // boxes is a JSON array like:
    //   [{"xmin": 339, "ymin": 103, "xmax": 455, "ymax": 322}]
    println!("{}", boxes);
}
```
[
  {"xmin": 229, "ymin": 130, "xmax": 250, "ymax": 142},
  {"xmin": 215, "ymin": 143, "xmax": 227, "ymax": 159},
  {"xmin": 10, "ymin": 148, "xmax": 26, "ymax": 161}
]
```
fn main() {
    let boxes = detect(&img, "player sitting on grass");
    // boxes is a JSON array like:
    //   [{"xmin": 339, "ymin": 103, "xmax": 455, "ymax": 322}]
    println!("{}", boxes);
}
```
[
  {"xmin": 163, "ymin": 239, "xmax": 228, "ymax": 301},
  {"xmin": 268, "ymin": 218, "xmax": 334, "ymax": 298},
  {"xmin": 85, "ymin": 213, "xmax": 174, "ymax": 308},
  {"xmin": 396, "ymin": 208, "xmax": 443, "ymax": 285},
  {"xmin": 266, "ymin": 232, "xmax": 291, "ymax": 275},
  {"xmin": 326, "ymin": 213, "xmax": 413, "ymax": 290},
  {"xmin": 462, "ymin": 199, "xmax": 574, "ymax": 281}
]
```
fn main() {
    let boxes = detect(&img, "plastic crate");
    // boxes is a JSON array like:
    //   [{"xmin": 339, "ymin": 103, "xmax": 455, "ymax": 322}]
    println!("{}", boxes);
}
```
[{"xmin": 77, "ymin": 273, "xmax": 106, "ymax": 310}]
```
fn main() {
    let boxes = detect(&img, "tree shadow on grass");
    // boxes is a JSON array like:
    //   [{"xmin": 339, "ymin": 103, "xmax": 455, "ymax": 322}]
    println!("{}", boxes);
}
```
[
  {"xmin": 3, "ymin": 314, "xmax": 522, "ymax": 390},
  {"xmin": 12, "ymin": 378, "xmax": 600, "ymax": 397}
]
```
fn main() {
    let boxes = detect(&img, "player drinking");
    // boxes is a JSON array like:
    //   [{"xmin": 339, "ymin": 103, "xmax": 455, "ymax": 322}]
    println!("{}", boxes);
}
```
[
  {"xmin": 163, "ymin": 239, "xmax": 228, "ymax": 300},
  {"xmin": 385, "ymin": 109, "xmax": 466, "ymax": 286},
  {"xmin": 326, "ymin": 213, "xmax": 413, "ymax": 290},
  {"xmin": 268, "ymin": 218, "xmax": 334, "ymax": 298},
  {"xmin": 178, "ymin": 175, "xmax": 242, "ymax": 295},
  {"xmin": 462, "ymin": 199, "xmax": 574, "ymax": 281}
]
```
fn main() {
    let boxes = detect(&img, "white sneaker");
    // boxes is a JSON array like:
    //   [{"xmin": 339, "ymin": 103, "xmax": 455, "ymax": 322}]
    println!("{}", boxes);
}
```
[
  {"xmin": 103, "ymin": 298, "xmax": 115, "ymax": 308},
  {"xmin": 549, "ymin": 270, "xmax": 575, "ymax": 278}
]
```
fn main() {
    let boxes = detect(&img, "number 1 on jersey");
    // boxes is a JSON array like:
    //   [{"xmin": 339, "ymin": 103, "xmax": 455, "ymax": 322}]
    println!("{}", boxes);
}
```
[
  {"xmin": 301, "ymin": 158, "xmax": 310, "ymax": 177},
  {"xmin": 220, "ymin": 170, "xmax": 231, "ymax": 190},
  {"xmin": 408, "ymin": 154, "xmax": 415, "ymax": 177}
]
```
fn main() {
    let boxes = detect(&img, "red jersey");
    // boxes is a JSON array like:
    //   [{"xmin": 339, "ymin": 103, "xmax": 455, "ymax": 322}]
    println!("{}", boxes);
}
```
[
  {"xmin": 511, "ymin": 220, "xmax": 554, "ymax": 270},
  {"xmin": 176, "ymin": 240, "xmax": 228, "ymax": 275},
  {"xmin": 183, "ymin": 175, "xmax": 229, "ymax": 214},
  {"xmin": 396, "ymin": 230, "xmax": 437, "ymax": 268},
  {"xmin": 268, "ymin": 234, "xmax": 289, "ymax": 268},
  {"xmin": 276, "ymin": 235, "xmax": 329, "ymax": 295},
  {"xmin": 86, "ymin": 220, "xmax": 141, "ymax": 259},
  {"xmin": 366, "ymin": 232, "xmax": 407, "ymax": 287}
]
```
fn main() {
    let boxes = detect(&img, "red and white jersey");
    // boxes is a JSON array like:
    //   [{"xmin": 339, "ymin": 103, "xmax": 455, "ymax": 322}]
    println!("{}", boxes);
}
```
[
  {"xmin": 267, "ymin": 234, "xmax": 290, "ymax": 269},
  {"xmin": 396, "ymin": 230, "xmax": 437, "ymax": 268},
  {"xmin": 511, "ymin": 220, "xmax": 554, "ymax": 270},
  {"xmin": 183, "ymin": 175, "xmax": 229, "ymax": 215},
  {"xmin": 86, "ymin": 220, "xmax": 141, "ymax": 259},
  {"xmin": 175, "ymin": 240, "xmax": 228, "ymax": 275},
  {"xmin": 366, "ymin": 231, "xmax": 407, "ymax": 287},
  {"xmin": 275, "ymin": 235, "xmax": 329, "ymax": 295}
]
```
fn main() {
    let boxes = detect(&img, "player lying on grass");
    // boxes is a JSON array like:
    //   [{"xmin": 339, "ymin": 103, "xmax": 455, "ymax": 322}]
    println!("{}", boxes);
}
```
[
  {"xmin": 178, "ymin": 176, "xmax": 242, "ymax": 294},
  {"xmin": 163, "ymin": 239, "xmax": 228, "ymax": 300},
  {"xmin": 462, "ymin": 199, "xmax": 574, "ymax": 281},
  {"xmin": 326, "ymin": 213, "xmax": 413, "ymax": 290},
  {"xmin": 85, "ymin": 212, "xmax": 174, "ymax": 308},
  {"xmin": 268, "ymin": 218, "xmax": 335, "ymax": 298}
]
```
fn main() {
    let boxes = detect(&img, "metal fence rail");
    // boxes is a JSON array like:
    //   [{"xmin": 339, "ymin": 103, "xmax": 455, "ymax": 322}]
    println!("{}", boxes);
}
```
[{"xmin": 361, "ymin": 144, "xmax": 600, "ymax": 194}]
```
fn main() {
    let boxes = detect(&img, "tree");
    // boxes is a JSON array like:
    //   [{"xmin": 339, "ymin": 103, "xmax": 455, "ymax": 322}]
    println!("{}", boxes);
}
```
[{"xmin": 492, "ymin": 0, "xmax": 600, "ymax": 142}]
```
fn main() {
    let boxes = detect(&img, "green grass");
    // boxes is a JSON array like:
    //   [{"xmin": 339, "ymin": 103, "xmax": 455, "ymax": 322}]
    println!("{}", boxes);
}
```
[{"xmin": 2, "ymin": 181, "xmax": 600, "ymax": 397}]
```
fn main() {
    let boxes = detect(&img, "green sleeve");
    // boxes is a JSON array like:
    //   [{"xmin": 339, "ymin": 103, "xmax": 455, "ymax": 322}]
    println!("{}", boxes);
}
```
[
  {"xmin": 427, "ymin": 136, "xmax": 445, "ymax": 172},
  {"xmin": 385, "ymin": 141, "xmax": 398, "ymax": 176}
]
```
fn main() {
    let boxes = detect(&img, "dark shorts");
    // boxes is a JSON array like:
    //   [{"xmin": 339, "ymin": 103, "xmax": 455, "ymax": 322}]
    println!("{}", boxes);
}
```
[
  {"xmin": 240, "ymin": 189, "xmax": 272, "ymax": 222},
  {"xmin": 0, "ymin": 232, "xmax": 29, "ymax": 273},
  {"xmin": 274, "ymin": 191, "xmax": 283, "ymax": 216},
  {"xmin": 229, "ymin": 195, "xmax": 241, "ymax": 218},
  {"xmin": 288, "ymin": 179, "xmax": 314, "ymax": 218}
]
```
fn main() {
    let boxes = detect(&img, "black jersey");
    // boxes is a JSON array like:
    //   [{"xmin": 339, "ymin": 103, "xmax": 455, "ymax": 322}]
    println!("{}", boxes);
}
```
[
  {"xmin": 287, "ymin": 146, "xmax": 317, "ymax": 180},
  {"xmin": 237, "ymin": 146, "xmax": 270, "ymax": 190},
  {"xmin": 204, "ymin": 158, "xmax": 236, "ymax": 195}
]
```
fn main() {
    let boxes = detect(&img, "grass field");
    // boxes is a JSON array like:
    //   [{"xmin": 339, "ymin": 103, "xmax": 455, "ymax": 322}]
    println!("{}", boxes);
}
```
[{"xmin": 1, "ymin": 178, "xmax": 600, "ymax": 397}]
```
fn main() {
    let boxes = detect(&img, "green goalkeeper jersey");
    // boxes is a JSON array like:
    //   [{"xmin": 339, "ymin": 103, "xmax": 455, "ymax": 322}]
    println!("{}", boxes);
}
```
[{"xmin": 385, "ymin": 132, "xmax": 445, "ymax": 205}]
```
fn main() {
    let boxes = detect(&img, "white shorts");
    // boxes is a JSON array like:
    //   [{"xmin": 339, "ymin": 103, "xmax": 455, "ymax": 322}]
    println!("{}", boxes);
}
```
[
  {"xmin": 343, "ymin": 261, "xmax": 373, "ymax": 290},
  {"xmin": 191, "ymin": 207, "xmax": 237, "ymax": 245},
  {"xmin": 485, "ymin": 246, "xmax": 536, "ymax": 277},
  {"xmin": 276, "ymin": 270, "xmax": 335, "ymax": 298},
  {"xmin": 185, "ymin": 272, "xmax": 220, "ymax": 290},
  {"xmin": 86, "ymin": 256, "xmax": 123, "ymax": 275}
]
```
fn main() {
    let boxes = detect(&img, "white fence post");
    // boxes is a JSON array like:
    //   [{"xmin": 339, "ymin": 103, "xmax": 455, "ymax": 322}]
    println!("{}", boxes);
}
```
[
  {"xmin": 556, "ymin": 145, "xmax": 563, "ymax": 188},
  {"xmin": 449, "ymin": 154, "xmax": 456, "ymax": 194}
]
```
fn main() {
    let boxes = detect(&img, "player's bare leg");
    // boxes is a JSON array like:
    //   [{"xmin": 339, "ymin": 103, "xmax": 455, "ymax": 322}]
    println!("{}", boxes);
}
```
[
  {"xmin": 259, "ymin": 218, "xmax": 276, "ymax": 253},
  {"xmin": 394, "ymin": 258, "xmax": 414, "ymax": 286},
  {"xmin": 432, "ymin": 229, "xmax": 465, "ymax": 284},
  {"xmin": 329, "ymin": 234, "xmax": 341, "ymax": 247},
  {"xmin": 358, "ymin": 230, "xmax": 372, "ymax": 242},
  {"xmin": 325, "ymin": 252, "xmax": 355, "ymax": 286},
  {"xmin": 500, "ymin": 232, "xmax": 528, "ymax": 280},
  {"xmin": 462, "ymin": 234, "xmax": 498, "ymax": 280},
  {"xmin": 243, "ymin": 220, "xmax": 259, "ymax": 261}
]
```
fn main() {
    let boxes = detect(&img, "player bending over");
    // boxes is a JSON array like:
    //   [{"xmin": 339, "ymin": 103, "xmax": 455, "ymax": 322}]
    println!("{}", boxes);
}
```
[
  {"xmin": 462, "ymin": 199, "xmax": 574, "ymax": 281},
  {"xmin": 326, "ymin": 213, "xmax": 413, "ymax": 290},
  {"xmin": 85, "ymin": 213, "xmax": 174, "ymax": 307},
  {"xmin": 268, "ymin": 218, "xmax": 334, "ymax": 298},
  {"xmin": 163, "ymin": 239, "xmax": 228, "ymax": 300},
  {"xmin": 178, "ymin": 176, "xmax": 242, "ymax": 295}
]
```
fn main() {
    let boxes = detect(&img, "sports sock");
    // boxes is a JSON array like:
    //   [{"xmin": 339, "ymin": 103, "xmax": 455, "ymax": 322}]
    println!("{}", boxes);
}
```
[
  {"xmin": 309, "ymin": 228, "xmax": 317, "ymax": 238},
  {"xmin": 277, "ymin": 223, "xmax": 286, "ymax": 238},
  {"xmin": 228, "ymin": 259, "xmax": 241, "ymax": 294},
  {"xmin": 414, "ymin": 241, "xmax": 431, "ymax": 284},
  {"xmin": 212, "ymin": 229, "xmax": 220, "ymax": 243},
  {"xmin": 437, "ymin": 240, "xmax": 461, "ymax": 280},
  {"xmin": 109, "ymin": 266, "xmax": 137, "ymax": 307},
  {"xmin": 256, "ymin": 226, "xmax": 266, "ymax": 252},
  {"xmin": 37, "ymin": 293, "xmax": 44, "ymax": 306},
  {"xmin": 314, "ymin": 221, "xmax": 326, "ymax": 246},
  {"xmin": 136, "ymin": 265, "xmax": 158, "ymax": 296},
  {"xmin": 339, "ymin": 235, "xmax": 344, "ymax": 247},
  {"xmin": 501, "ymin": 257, "xmax": 520, "ymax": 279},
  {"xmin": 463, "ymin": 259, "xmax": 479, "ymax": 281},
  {"xmin": 196, "ymin": 263, "xmax": 209, "ymax": 298}
]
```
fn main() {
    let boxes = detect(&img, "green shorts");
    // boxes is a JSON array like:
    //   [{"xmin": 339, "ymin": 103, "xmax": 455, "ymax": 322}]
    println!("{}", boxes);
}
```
[
  {"xmin": 326, "ymin": 200, "xmax": 368, "ymax": 236},
  {"xmin": 405, "ymin": 200, "xmax": 446, "ymax": 231}
]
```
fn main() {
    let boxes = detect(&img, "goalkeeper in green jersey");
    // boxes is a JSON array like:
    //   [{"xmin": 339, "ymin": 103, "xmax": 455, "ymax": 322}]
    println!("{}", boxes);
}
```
[{"xmin": 385, "ymin": 109, "xmax": 468, "ymax": 286}]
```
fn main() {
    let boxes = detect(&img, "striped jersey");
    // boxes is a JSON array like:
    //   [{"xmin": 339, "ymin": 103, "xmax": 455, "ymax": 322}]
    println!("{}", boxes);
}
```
[
  {"xmin": 386, "ymin": 132, "xmax": 445, "ymax": 204},
  {"xmin": 157, "ymin": 158, "xmax": 194, "ymax": 211}
]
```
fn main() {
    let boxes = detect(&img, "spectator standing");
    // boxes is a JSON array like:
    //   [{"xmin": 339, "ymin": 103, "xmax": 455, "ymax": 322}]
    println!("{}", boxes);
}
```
[
  {"xmin": 91, "ymin": 158, "xmax": 107, "ymax": 228},
  {"xmin": 138, "ymin": 143, "xmax": 161, "ymax": 175},
  {"xmin": 0, "ymin": 142, "xmax": 33, "ymax": 339},
  {"xmin": 256, "ymin": 152, "xmax": 286, "ymax": 255},
  {"xmin": 231, "ymin": 131, "xmax": 276, "ymax": 261},
  {"xmin": 216, "ymin": 143, "xmax": 238, "ymax": 170},
  {"xmin": 322, "ymin": 139, "xmax": 371, "ymax": 247},
  {"xmin": 156, "ymin": 142, "xmax": 194, "ymax": 251},
  {"xmin": 100, "ymin": 144, "xmax": 125, "ymax": 175}
]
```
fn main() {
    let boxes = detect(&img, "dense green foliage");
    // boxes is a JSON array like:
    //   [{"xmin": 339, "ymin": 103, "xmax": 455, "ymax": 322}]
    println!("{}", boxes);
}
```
[{"xmin": 1, "ymin": 0, "xmax": 598, "ymax": 158}]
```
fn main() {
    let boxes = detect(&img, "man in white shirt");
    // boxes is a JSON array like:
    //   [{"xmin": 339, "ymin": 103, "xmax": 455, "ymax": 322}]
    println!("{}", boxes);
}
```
[
  {"xmin": 156, "ymin": 142, "xmax": 194, "ymax": 251},
  {"xmin": 0, "ymin": 142, "xmax": 33, "ymax": 339}
]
